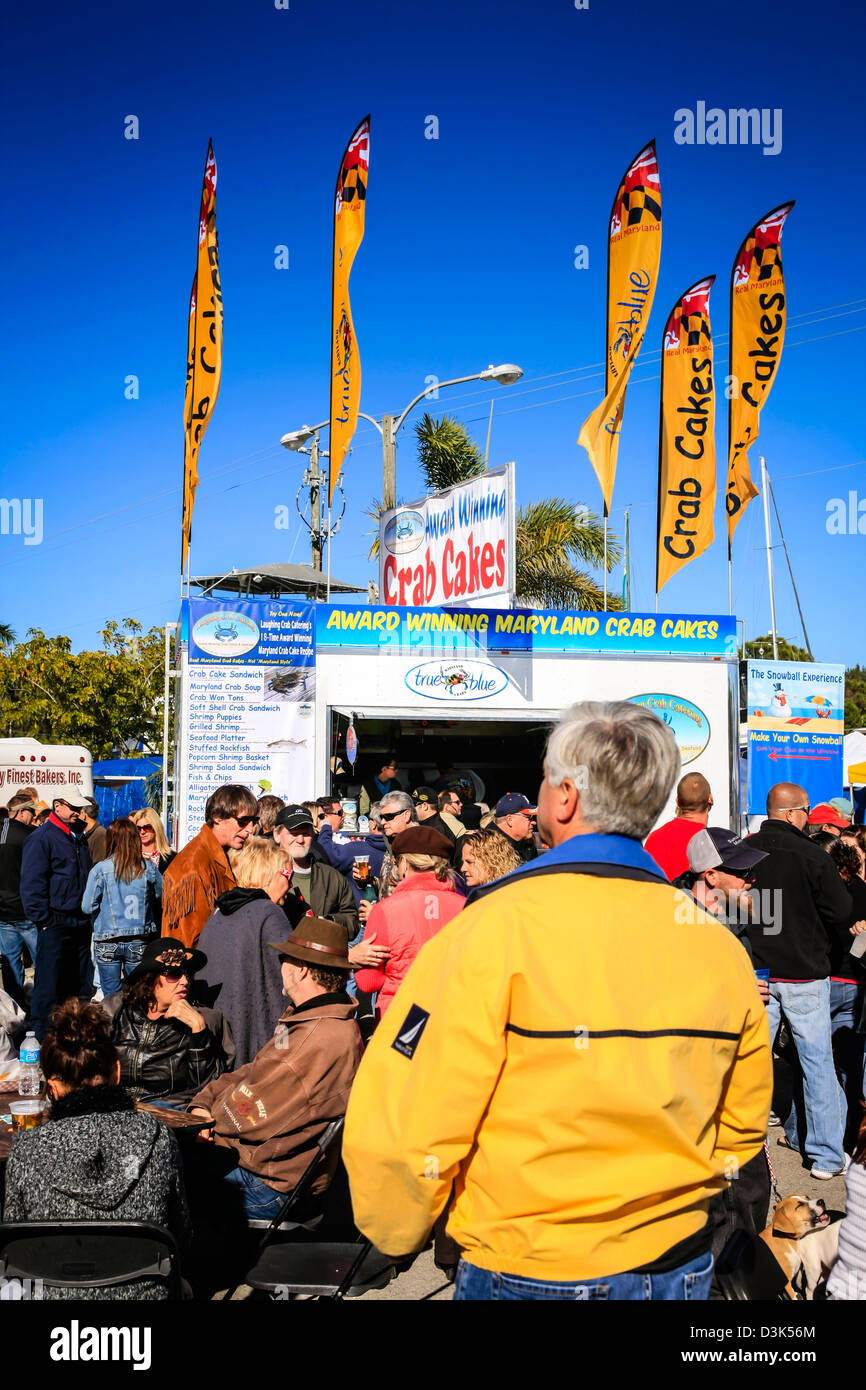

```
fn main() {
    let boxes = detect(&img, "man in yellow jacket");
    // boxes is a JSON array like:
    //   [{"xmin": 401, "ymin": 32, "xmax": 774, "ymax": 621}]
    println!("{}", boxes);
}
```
[{"xmin": 343, "ymin": 700, "xmax": 772, "ymax": 1300}]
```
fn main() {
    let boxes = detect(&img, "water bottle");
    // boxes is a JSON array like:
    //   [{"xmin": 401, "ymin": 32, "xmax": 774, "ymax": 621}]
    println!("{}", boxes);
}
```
[{"xmin": 18, "ymin": 1032, "xmax": 41, "ymax": 1097}]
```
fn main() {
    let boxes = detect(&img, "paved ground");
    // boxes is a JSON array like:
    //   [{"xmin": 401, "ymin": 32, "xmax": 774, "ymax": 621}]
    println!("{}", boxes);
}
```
[
  {"xmin": 766, "ymin": 1120, "xmax": 847, "ymax": 1214},
  {"xmin": 356, "ymin": 1248, "xmax": 453, "ymax": 1301}
]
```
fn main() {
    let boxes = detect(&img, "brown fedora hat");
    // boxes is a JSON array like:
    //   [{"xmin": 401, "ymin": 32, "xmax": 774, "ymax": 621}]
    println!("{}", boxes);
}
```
[{"xmin": 269, "ymin": 916, "xmax": 351, "ymax": 970}]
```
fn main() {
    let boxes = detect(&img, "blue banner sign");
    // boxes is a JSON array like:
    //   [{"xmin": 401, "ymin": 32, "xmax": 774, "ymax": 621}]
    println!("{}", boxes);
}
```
[
  {"xmin": 316, "ymin": 605, "xmax": 736, "ymax": 657},
  {"xmin": 746, "ymin": 660, "xmax": 844, "ymax": 813},
  {"xmin": 186, "ymin": 598, "xmax": 315, "ymax": 667}
]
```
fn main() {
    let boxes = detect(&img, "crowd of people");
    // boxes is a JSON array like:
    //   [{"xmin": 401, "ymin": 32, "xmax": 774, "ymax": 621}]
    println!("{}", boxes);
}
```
[{"xmin": 2, "ymin": 703, "xmax": 866, "ymax": 1301}]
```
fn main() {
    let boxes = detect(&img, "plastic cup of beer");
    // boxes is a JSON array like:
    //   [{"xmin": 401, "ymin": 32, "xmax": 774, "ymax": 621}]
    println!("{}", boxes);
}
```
[
  {"xmin": 354, "ymin": 855, "xmax": 371, "ymax": 886},
  {"xmin": 9, "ymin": 1100, "xmax": 46, "ymax": 1132}
]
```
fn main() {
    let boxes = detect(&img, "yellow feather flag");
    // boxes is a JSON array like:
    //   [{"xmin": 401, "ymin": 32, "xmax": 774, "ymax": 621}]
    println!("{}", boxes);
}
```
[
  {"xmin": 578, "ymin": 141, "xmax": 662, "ymax": 513},
  {"xmin": 656, "ymin": 276, "xmax": 716, "ymax": 594},
  {"xmin": 726, "ymin": 202, "xmax": 794, "ymax": 545},
  {"xmin": 329, "ymin": 116, "xmax": 370, "ymax": 507},
  {"xmin": 181, "ymin": 140, "xmax": 223, "ymax": 574}
]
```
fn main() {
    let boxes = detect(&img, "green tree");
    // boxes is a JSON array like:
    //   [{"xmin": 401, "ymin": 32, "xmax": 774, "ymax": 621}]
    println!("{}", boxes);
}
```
[
  {"xmin": 844, "ymin": 665, "xmax": 866, "ymax": 731},
  {"xmin": 367, "ymin": 413, "xmax": 622, "ymax": 609},
  {"xmin": 744, "ymin": 634, "xmax": 813, "ymax": 662},
  {"xmin": 0, "ymin": 624, "xmax": 16, "ymax": 646},
  {"xmin": 0, "ymin": 619, "xmax": 166, "ymax": 758}
]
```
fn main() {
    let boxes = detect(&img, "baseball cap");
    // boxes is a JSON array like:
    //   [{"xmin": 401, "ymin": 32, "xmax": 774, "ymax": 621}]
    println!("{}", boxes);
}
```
[
  {"xmin": 495, "ymin": 792, "xmax": 536, "ymax": 817},
  {"xmin": 50, "ymin": 784, "xmax": 92, "ymax": 809},
  {"xmin": 274, "ymin": 804, "xmax": 316, "ymax": 832},
  {"xmin": 687, "ymin": 828, "xmax": 768, "ymax": 876},
  {"xmin": 412, "ymin": 786, "xmax": 439, "ymax": 806},
  {"xmin": 808, "ymin": 802, "xmax": 850, "ymax": 828},
  {"xmin": 828, "ymin": 797, "xmax": 854, "ymax": 821}
]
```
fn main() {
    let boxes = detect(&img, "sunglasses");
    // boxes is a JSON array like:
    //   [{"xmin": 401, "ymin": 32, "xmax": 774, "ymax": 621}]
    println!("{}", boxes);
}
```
[
  {"xmin": 162, "ymin": 967, "xmax": 190, "ymax": 981},
  {"xmin": 381, "ymin": 810, "xmax": 407, "ymax": 823},
  {"xmin": 233, "ymin": 815, "xmax": 257, "ymax": 828}
]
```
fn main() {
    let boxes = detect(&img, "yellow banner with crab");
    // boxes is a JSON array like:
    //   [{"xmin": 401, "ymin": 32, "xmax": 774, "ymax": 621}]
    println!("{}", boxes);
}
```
[
  {"xmin": 578, "ymin": 141, "xmax": 662, "ymax": 513},
  {"xmin": 329, "ymin": 116, "xmax": 370, "ymax": 506}
]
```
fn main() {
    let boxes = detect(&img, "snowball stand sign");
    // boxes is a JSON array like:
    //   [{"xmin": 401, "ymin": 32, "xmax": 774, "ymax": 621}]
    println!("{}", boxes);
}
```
[{"xmin": 379, "ymin": 463, "xmax": 515, "ymax": 608}]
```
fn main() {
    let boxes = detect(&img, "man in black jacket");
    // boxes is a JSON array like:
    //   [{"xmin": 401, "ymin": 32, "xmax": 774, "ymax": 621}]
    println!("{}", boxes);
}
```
[
  {"xmin": 0, "ymin": 791, "xmax": 38, "ymax": 1003},
  {"xmin": 491, "ymin": 793, "xmax": 539, "ymax": 862},
  {"xmin": 746, "ymin": 782, "xmax": 853, "ymax": 1179},
  {"xmin": 20, "ymin": 784, "xmax": 94, "ymax": 1038}
]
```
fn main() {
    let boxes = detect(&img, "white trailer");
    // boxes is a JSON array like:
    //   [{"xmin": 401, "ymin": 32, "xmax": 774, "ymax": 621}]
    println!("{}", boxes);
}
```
[
  {"xmin": 172, "ymin": 599, "xmax": 740, "ymax": 844},
  {"xmin": 0, "ymin": 738, "xmax": 93, "ymax": 806}
]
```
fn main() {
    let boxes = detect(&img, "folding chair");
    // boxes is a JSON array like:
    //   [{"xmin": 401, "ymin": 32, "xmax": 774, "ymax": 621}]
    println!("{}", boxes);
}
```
[
  {"xmin": 230, "ymin": 1116, "xmax": 397, "ymax": 1300},
  {"xmin": 243, "ymin": 1117, "xmax": 346, "ymax": 1239},
  {"xmin": 0, "ymin": 1221, "xmax": 182, "ymax": 1298},
  {"xmin": 244, "ymin": 1236, "xmax": 397, "ymax": 1299},
  {"xmin": 715, "ymin": 1228, "xmax": 794, "ymax": 1301}
]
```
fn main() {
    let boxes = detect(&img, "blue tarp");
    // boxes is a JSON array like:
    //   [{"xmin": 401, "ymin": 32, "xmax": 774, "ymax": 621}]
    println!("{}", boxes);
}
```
[{"xmin": 91, "ymin": 757, "xmax": 162, "ymax": 824}]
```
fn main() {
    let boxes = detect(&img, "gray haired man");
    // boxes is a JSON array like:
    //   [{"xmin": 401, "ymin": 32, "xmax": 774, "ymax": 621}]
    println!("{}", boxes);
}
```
[{"xmin": 343, "ymin": 701, "xmax": 772, "ymax": 1301}]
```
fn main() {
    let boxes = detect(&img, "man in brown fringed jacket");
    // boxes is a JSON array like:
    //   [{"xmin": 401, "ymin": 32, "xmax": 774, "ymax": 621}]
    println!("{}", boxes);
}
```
[{"xmin": 162, "ymin": 785, "xmax": 257, "ymax": 948}]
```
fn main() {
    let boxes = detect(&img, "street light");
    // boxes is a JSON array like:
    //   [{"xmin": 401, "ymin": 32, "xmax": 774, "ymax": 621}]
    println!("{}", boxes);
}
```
[{"xmin": 280, "ymin": 359, "xmax": 524, "ymax": 533}]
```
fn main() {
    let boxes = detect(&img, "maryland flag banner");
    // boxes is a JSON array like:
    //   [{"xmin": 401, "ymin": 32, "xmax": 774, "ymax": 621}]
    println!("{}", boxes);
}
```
[
  {"xmin": 181, "ymin": 140, "xmax": 223, "ymax": 573},
  {"xmin": 726, "ymin": 201, "xmax": 794, "ymax": 545},
  {"xmin": 656, "ymin": 276, "xmax": 716, "ymax": 594},
  {"xmin": 578, "ymin": 141, "xmax": 662, "ymax": 513},
  {"xmin": 329, "ymin": 116, "xmax": 370, "ymax": 506}
]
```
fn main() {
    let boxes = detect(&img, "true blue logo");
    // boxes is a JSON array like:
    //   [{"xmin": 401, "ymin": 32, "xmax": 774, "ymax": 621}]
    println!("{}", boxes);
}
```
[{"xmin": 392, "ymin": 1004, "xmax": 431, "ymax": 1059}]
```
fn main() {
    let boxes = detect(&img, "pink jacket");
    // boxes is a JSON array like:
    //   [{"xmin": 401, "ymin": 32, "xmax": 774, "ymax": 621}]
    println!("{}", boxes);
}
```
[{"xmin": 353, "ymin": 872, "xmax": 464, "ymax": 1017}]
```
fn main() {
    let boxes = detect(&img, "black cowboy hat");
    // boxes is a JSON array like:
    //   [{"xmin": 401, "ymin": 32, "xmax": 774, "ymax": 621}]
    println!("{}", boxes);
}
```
[{"xmin": 124, "ymin": 937, "xmax": 207, "ymax": 986}]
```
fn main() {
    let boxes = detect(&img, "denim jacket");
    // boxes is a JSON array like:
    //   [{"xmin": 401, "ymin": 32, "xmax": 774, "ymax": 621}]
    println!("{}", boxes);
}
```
[{"xmin": 82, "ymin": 858, "xmax": 162, "ymax": 940}]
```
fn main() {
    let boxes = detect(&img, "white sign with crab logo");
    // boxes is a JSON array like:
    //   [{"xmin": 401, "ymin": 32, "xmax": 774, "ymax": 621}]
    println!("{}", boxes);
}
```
[
  {"xmin": 404, "ymin": 659, "xmax": 510, "ymax": 702},
  {"xmin": 191, "ymin": 609, "xmax": 261, "ymax": 659}
]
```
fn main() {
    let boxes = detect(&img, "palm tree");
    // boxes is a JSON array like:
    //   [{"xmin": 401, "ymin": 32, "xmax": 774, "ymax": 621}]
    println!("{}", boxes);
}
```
[
  {"xmin": 366, "ymin": 414, "xmax": 622, "ymax": 610},
  {"xmin": 0, "ymin": 624, "xmax": 16, "ymax": 647}
]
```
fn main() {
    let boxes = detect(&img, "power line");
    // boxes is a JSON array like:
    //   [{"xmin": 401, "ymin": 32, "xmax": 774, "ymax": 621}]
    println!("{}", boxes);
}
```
[{"xmin": 5, "ymin": 298, "xmax": 865, "ymax": 565}]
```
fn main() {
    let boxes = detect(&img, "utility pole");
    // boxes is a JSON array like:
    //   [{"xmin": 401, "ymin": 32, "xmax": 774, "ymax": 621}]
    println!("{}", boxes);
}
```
[
  {"xmin": 381, "ymin": 414, "xmax": 396, "ymax": 512},
  {"xmin": 309, "ymin": 433, "xmax": 322, "ymax": 572}
]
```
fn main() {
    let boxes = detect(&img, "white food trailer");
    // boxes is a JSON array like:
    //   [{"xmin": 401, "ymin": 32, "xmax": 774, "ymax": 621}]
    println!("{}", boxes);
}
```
[{"xmin": 171, "ymin": 598, "xmax": 740, "ymax": 845}]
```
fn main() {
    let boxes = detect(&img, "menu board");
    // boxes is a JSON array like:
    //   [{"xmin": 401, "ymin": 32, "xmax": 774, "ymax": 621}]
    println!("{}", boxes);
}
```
[{"xmin": 177, "ymin": 599, "xmax": 315, "ymax": 843}]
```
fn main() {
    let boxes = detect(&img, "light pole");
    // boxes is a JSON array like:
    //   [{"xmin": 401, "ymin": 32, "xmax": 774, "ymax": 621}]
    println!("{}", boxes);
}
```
[{"xmin": 280, "ymin": 361, "xmax": 524, "ymax": 517}]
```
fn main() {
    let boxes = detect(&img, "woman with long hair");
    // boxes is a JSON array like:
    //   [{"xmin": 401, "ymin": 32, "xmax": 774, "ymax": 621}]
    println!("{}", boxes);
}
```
[
  {"xmin": 353, "ymin": 825, "xmax": 464, "ymax": 1020},
  {"xmin": 102, "ymin": 936, "xmax": 233, "ymax": 1105},
  {"xmin": 460, "ymin": 826, "xmax": 523, "ymax": 888},
  {"xmin": 82, "ymin": 817, "xmax": 162, "ymax": 996},
  {"xmin": 130, "ymin": 807, "xmax": 175, "ymax": 874},
  {"xmin": 3, "ymin": 997, "xmax": 189, "ymax": 1299}
]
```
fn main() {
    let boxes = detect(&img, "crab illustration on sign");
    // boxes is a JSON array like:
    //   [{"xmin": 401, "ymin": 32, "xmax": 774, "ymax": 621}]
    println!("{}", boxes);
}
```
[
  {"xmin": 192, "ymin": 609, "xmax": 260, "ymax": 658},
  {"xmin": 627, "ymin": 693, "xmax": 710, "ymax": 765},
  {"xmin": 384, "ymin": 509, "xmax": 425, "ymax": 556}
]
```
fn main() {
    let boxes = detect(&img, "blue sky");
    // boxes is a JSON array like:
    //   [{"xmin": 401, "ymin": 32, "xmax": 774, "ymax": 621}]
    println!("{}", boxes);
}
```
[{"xmin": 1, "ymin": 0, "xmax": 863, "ymax": 664}]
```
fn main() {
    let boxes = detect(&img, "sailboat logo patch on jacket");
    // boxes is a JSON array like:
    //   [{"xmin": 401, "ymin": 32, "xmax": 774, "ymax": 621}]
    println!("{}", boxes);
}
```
[{"xmin": 392, "ymin": 1004, "xmax": 431, "ymax": 1059}]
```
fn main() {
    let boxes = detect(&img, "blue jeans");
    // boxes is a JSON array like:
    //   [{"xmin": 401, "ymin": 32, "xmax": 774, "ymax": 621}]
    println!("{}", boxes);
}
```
[
  {"xmin": 221, "ymin": 1164, "xmax": 285, "ymax": 1221},
  {"xmin": 784, "ymin": 981, "xmax": 863, "ymax": 1154},
  {"xmin": 94, "ymin": 938, "xmax": 149, "ymax": 996},
  {"xmin": 0, "ymin": 919, "xmax": 38, "ymax": 992},
  {"xmin": 453, "ymin": 1250, "xmax": 714, "ymax": 1301},
  {"xmin": 769, "ymin": 978, "xmax": 845, "ymax": 1170}
]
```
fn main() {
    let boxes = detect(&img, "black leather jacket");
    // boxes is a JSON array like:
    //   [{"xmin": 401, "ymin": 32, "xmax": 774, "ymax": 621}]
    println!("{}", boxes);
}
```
[{"xmin": 102, "ymin": 993, "xmax": 235, "ymax": 1104}]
